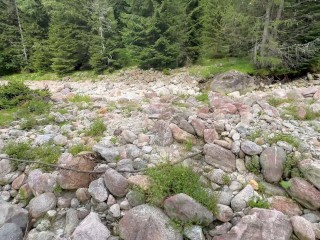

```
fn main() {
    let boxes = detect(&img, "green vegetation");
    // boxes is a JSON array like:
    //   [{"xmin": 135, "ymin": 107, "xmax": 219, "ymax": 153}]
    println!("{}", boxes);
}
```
[
  {"xmin": 195, "ymin": 92, "xmax": 209, "ymax": 105},
  {"xmin": 85, "ymin": 119, "xmax": 106, "ymax": 137},
  {"xmin": 268, "ymin": 133, "xmax": 300, "ymax": 149},
  {"xmin": 222, "ymin": 174, "xmax": 231, "ymax": 186},
  {"xmin": 245, "ymin": 155, "xmax": 261, "ymax": 174},
  {"xmin": 248, "ymin": 196, "xmax": 269, "ymax": 209},
  {"xmin": 257, "ymin": 182, "xmax": 266, "ymax": 195},
  {"xmin": 68, "ymin": 144, "xmax": 90, "ymax": 156},
  {"xmin": 68, "ymin": 94, "xmax": 91, "ymax": 103},
  {"xmin": 53, "ymin": 184, "xmax": 63, "ymax": 195},
  {"xmin": 144, "ymin": 163, "xmax": 217, "ymax": 215},
  {"xmin": 283, "ymin": 154, "xmax": 303, "ymax": 180},
  {"xmin": 280, "ymin": 180, "xmax": 291, "ymax": 190},
  {"xmin": 267, "ymin": 97, "xmax": 293, "ymax": 107},
  {"xmin": 4, "ymin": 142, "xmax": 61, "ymax": 171},
  {"xmin": 282, "ymin": 105, "xmax": 320, "ymax": 121},
  {"xmin": 110, "ymin": 136, "xmax": 119, "ymax": 145},
  {"xmin": 184, "ymin": 139, "xmax": 193, "ymax": 152},
  {"xmin": 247, "ymin": 130, "xmax": 263, "ymax": 142}
]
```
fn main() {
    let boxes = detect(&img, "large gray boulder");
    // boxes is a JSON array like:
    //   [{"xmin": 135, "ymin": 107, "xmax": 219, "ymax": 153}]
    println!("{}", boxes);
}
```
[
  {"xmin": 204, "ymin": 144, "xmax": 236, "ymax": 172},
  {"xmin": 231, "ymin": 184, "xmax": 254, "ymax": 212},
  {"xmin": 0, "ymin": 223, "xmax": 23, "ymax": 240},
  {"xmin": 72, "ymin": 212, "xmax": 110, "ymax": 240},
  {"xmin": 88, "ymin": 178, "xmax": 108, "ymax": 202},
  {"xmin": 260, "ymin": 147, "xmax": 286, "ymax": 183},
  {"xmin": 163, "ymin": 193, "xmax": 214, "ymax": 226},
  {"xmin": 28, "ymin": 193, "xmax": 56, "ymax": 218},
  {"xmin": 0, "ymin": 200, "xmax": 28, "ymax": 230},
  {"xmin": 213, "ymin": 208, "xmax": 292, "ymax": 240},
  {"xmin": 291, "ymin": 216, "xmax": 315, "ymax": 240},
  {"xmin": 241, "ymin": 140, "xmax": 263, "ymax": 155},
  {"xmin": 154, "ymin": 120, "xmax": 174, "ymax": 146},
  {"xmin": 209, "ymin": 70, "xmax": 256, "ymax": 94},
  {"xmin": 104, "ymin": 168, "xmax": 128, "ymax": 197},
  {"xmin": 119, "ymin": 204, "xmax": 183, "ymax": 240},
  {"xmin": 298, "ymin": 159, "xmax": 320, "ymax": 190}
]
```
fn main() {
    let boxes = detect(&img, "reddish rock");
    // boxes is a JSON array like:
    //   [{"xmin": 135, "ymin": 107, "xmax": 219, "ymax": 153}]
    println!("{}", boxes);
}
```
[
  {"xmin": 11, "ymin": 173, "xmax": 26, "ymax": 190},
  {"xmin": 257, "ymin": 100, "xmax": 280, "ymax": 118},
  {"xmin": 154, "ymin": 120, "xmax": 173, "ymax": 146},
  {"xmin": 291, "ymin": 216, "xmax": 315, "ymax": 240},
  {"xmin": 27, "ymin": 170, "xmax": 57, "ymax": 196},
  {"xmin": 191, "ymin": 118, "xmax": 205, "ymax": 137},
  {"xmin": 128, "ymin": 175, "xmax": 150, "ymax": 191},
  {"xmin": 57, "ymin": 152, "xmax": 97, "ymax": 190},
  {"xmin": 297, "ymin": 106, "xmax": 307, "ymax": 120},
  {"xmin": 313, "ymin": 90, "xmax": 320, "ymax": 100},
  {"xmin": 204, "ymin": 144, "xmax": 236, "ymax": 172},
  {"xmin": 104, "ymin": 168, "xmax": 128, "ymax": 197},
  {"xmin": 268, "ymin": 196, "xmax": 302, "ymax": 217},
  {"xmin": 214, "ymin": 140, "xmax": 232, "ymax": 150},
  {"xmin": 169, "ymin": 123, "xmax": 196, "ymax": 144},
  {"xmin": 204, "ymin": 129, "xmax": 219, "ymax": 143},
  {"xmin": 286, "ymin": 178, "xmax": 320, "ymax": 210},
  {"xmin": 260, "ymin": 147, "xmax": 286, "ymax": 183}
]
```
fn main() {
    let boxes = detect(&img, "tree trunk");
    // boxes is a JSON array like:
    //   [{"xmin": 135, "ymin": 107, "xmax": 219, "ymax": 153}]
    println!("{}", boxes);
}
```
[
  {"xmin": 13, "ymin": 0, "xmax": 28, "ymax": 63},
  {"xmin": 260, "ymin": 0, "xmax": 273, "ymax": 58},
  {"xmin": 273, "ymin": 0, "xmax": 284, "ymax": 38}
]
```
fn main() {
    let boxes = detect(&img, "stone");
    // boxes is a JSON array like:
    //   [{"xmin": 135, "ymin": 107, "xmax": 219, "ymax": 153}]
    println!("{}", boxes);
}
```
[
  {"xmin": 104, "ymin": 168, "xmax": 128, "ymax": 197},
  {"xmin": 286, "ymin": 178, "xmax": 320, "ymax": 210},
  {"xmin": 154, "ymin": 120, "xmax": 174, "ymax": 146},
  {"xmin": 76, "ymin": 188, "xmax": 91, "ymax": 203},
  {"xmin": 204, "ymin": 129, "xmax": 219, "ymax": 144},
  {"xmin": 27, "ymin": 170, "xmax": 57, "ymax": 196},
  {"xmin": 163, "ymin": 193, "xmax": 214, "ymax": 226},
  {"xmin": 209, "ymin": 70, "xmax": 256, "ymax": 94},
  {"xmin": 260, "ymin": 147, "xmax": 286, "ymax": 183},
  {"xmin": 53, "ymin": 134, "xmax": 68, "ymax": 146},
  {"xmin": 11, "ymin": 173, "xmax": 26, "ymax": 190},
  {"xmin": 178, "ymin": 119, "xmax": 196, "ymax": 135},
  {"xmin": 216, "ymin": 204, "xmax": 233, "ymax": 222},
  {"xmin": 313, "ymin": 223, "xmax": 320, "ymax": 239},
  {"xmin": 0, "ymin": 159, "xmax": 14, "ymax": 184},
  {"xmin": 204, "ymin": 144, "xmax": 236, "ymax": 172},
  {"xmin": 209, "ymin": 223, "xmax": 232, "ymax": 236},
  {"xmin": 72, "ymin": 212, "xmax": 110, "ymax": 240},
  {"xmin": 127, "ymin": 175, "xmax": 150, "ymax": 190},
  {"xmin": 169, "ymin": 123, "xmax": 196, "ymax": 144},
  {"xmin": 298, "ymin": 159, "xmax": 320, "ymax": 190},
  {"xmin": 28, "ymin": 193, "xmax": 56, "ymax": 219},
  {"xmin": 191, "ymin": 119, "xmax": 205, "ymax": 137},
  {"xmin": 291, "ymin": 216, "xmax": 315, "ymax": 240},
  {"xmin": 0, "ymin": 201, "xmax": 28, "ymax": 230},
  {"xmin": 302, "ymin": 213, "xmax": 320, "ymax": 223},
  {"xmin": 297, "ymin": 106, "xmax": 307, "ymax": 120},
  {"xmin": 184, "ymin": 225, "xmax": 205, "ymax": 240},
  {"xmin": 231, "ymin": 185, "xmax": 254, "ymax": 212},
  {"xmin": 88, "ymin": 178, "xmax": 108, "ymax": 202},
  {"xmin": 119, "ymin": 204, "xmax": 183, "ymax": 240},
  {"xmin": 268, "ymin": 196, "xmax": 302, "ymax": 217},
  {"xmin": 241, "ymin": 140, "xmax": 263, "ymax": 155},
  {"xmin": 57, "ymin": 152, "xmax": 96, "ymax": 190},
  {"xmin": 26, "ymin": 230, "xmax": 55, "ymax": 240},
  {"xmin": 213, "ymin": 208, "xmax": 292, "ymax": 240},
  {"xmin": 121, "ymin": 130, "xmax": 137, "ymax": 144},
  {"xmin": 126, "ymin": 190, "xmax": 145, "ymax": 207},
  {"xmin": 262, "ymin": 182, "xmax": 287, "ymax": 197},
  {"xmin": 109, "ymin": 204, "xmax": 121, "ymax": 218},
  {"xmin": 0, "ymin": 223, "xmax": 23, "ymax": 240},
  {"xmin": 92, "ymin": 144, "xmax": 120, "ymax": 162},
  {"xmin": 208, "ymin": 169, "xmax": 226, "ymax": 185},
  {"xmin": 116, "ymin": 159, "xmax": 134, "ymax": 172},
  {"xmin": 215, "ymin": 190, "xmax": 233, "ymax": 206}
]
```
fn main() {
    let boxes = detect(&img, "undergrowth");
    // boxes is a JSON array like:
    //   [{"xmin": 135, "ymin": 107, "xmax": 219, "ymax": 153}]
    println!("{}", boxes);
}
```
[
  {"xmin": 68, "ymin": 144, "xmax": 90, "ymax": 156},
  {"xmin": 85, "ymin": 119, "xmax": 106, "ymax": 137}
]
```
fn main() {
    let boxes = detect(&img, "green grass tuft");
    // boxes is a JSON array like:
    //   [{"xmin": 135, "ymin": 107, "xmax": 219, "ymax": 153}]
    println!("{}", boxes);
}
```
[
  {"xmin": 68, "ymin": 144, "xmax": 90, "ymax": 156},
  {"xmin": 268, "ymin": 133, "xmax": 300, "ymax": 148},
  {"xmin": 85, "ymin": 119, "xmax": 106, "ymax": 137},
  {"xmin": 195, "ymin": 92, "xmax": 209, "ymax": 105},
  {"xmin": 267, "ymin": 97, "xmax": 294, "ymax": 107},
  {"xmin": 68, "ymin": 94, "xmax": 91, "ymax": 103}
]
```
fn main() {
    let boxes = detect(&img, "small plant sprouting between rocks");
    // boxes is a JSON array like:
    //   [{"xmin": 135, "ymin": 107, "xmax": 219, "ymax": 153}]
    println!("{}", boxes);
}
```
[
  {"xmin": 85, "ymin": 119, "xmax": 106, "ymax": 137},
  {"xmin": 245, "ymin": 155, "xmax": 261, "ymax": 174},
  {"xmin": 110, "ymin": 136, "xmax": 119, "ymax": 145},
  {"xmin": 195, "ymin": 92, "xmax": 209, "ymax": 104},
  {"xmin": 248, "ymin": 196, "xmax": 269, "ymax": 209},
  {"xmin": 283, "ymin": 154, "xmax": 303, "ymax": 179},
  {"xmin": 144, "ymin": 163, "xmax": 218, "ymax": 215},
  {"xmin": 53, "ymin": 184, "xmax": 63, "ymax": 195},
  {"xmin": 222, "ymin": 174, "xmax": 231, "ymax": 186},
  {"xmin": 282, "ymin": 104, "xmax": 320, "ymax": 121},
  {"xmin": 4, "ymin": 141, "xmax": 61, "ymax": 171},
  {"xmin": 68, "ymin": 144, "xmax": 90, "ymax": 156},
  {"xmin": 184, "ymin": 139, "xmax": 193, "ymax": 151},
  {"xmin": 267, "ymin": 97, "xmax": 293, "ymax": 107},
  {"xmin": 280, "ymin": 180, "xmax": 291, "ymax": 190},
  {"xmin": 268, "ymin": 133, "xmax": 300, "ymax": 148},
  {"xmin": 68, "ymin": 94, "xmax": 91, "ymax": 103}
]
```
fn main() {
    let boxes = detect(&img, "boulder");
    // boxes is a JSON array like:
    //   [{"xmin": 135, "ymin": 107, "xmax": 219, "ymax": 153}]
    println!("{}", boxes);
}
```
[
  {"xmin": 27, "ymin": 169, "xmax": 57, "ymax": 196},
  {"xmin": 191, "ymin": 119, "xmax": 205, "ymax": 137},
  {"xmin": 104, "ymin": 168, "xmax": 128, "ymax": 197},
  {"xmin": 28, "ymin": 193, "xmax": 56, "ymax": 219},
  {"xmin": 119, "ymin": 204, "xmax": 183, "ymax": 240},
  {"xmin": 286, "ymin": 178, "xmax": 320, "ymax": 210},
  {"xmin": 298, "ymin": 159, "xmax": 320, "ymax": 190},
  {"xmin": 268, "ymin": 196, "xmax": 302, "ymax": 217},
  {"xmin": 204, "ymin": 144, "xmax": 236, "ymax": 172},
  {"xmin": 57, "ymin": 152, "xmax": 96, "ymax": 190},
  {"xmin": 72, "ymin": 212, "xmax": 110, "ymax": 240},
  {"xmin": 0, "ymin": 159, "xmax": 14, "ymax": 184},
  {"xmin": 154, "ymin": 120, "xmax": 174, "ymax": 146},
  {"xmin": 241, "ymin": 140, "xmax": 263, "ymax": 155},
  {"xmin": 92, "ymin": 144, "xmax": 120, "ymax": 162},
  {"xmin": 121, "ymin": 130, "xmax": 138, "ymax": 144},
  {"xmin": 204, "ymin": 129, "xmax": 219, "ymax": 144},
  {"xmin": 291, "ymin": 216, "xmax": 315, "ymax": 240},
  {"xmin": 213, "ymin": 208, "xmax": 292, "ymax": 240},
  {"xmin": 260, "ymin": 147, "xmax": 286, "ymax": 183},
  {"xmin": 169, "ymin": 123, "xmax": 196, "ymax": 144},
  {"xmin": 216, "ymin": 204, "xmax": 233, "ymax": 222},
  {"xmin": 0, "ymin": 223, "xmax": 23, "ymax": 240},
  {"xmin": 209, "ymin": 70, "xmax": 256, "ymax": 94},
  {"xmin": 184, "ymin": 225, "xmax": 205, "ymax": 240},
  {"xmin": 164, "ymin": 193, "xmax": 214, "ymax": 226},
  {"xmin": 231, "ymin": 185, "xmax": 254, "ymax": 212},
  {"xmin": 26, "ymin": 230, "xmax": 55, "ymax": 240},
  {"xmin": 0, "ymin": 201, "xmax": 28, "ymax": 230},
  {"xmin": 88, "ymin": 178, "xmax": 108, "ymax": 202}
]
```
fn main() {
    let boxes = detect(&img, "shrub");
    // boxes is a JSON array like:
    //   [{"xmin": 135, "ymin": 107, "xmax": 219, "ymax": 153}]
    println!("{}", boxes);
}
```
[
  {"xmin": 248, "ymin": 196, "xmax": 269, "ymax": 209},
  {"xmin": 268, "ymin": 133, "xmax": 300, "ymax": 149},
  {"xmin": 283, "ymin": 154, "xmax": 303, "ymax": 179},
  {"xmin": 245, "ymin": 155, "xmax": 261, "ymax": 174},
  {"xmin": 85, "ymin": 119, "xmax": 106, "ymax": 137},
  {"xmin": 68, "ymin": 144, "xmax": 90, "ymax": 156},
  {"xmin": 144, "ymin": 163, "xmax": 217, "ymax": 214}
]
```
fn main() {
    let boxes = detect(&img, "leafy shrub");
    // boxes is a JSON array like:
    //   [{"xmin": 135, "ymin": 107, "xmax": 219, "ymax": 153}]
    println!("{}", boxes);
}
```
[
  {"xmin": 68, "ymin": 144, "xmax": 90, "ymax": 156},
  {"xmin": 283, "ymin": 153, "xmax": 303, "ymax": 179},
  {"xmin": 85, "ymin": 119, "xmax": 106, "ymax": 137},
  {"xmin": 245, "ymin": 155, "xmax": 261, "ymax": 174},
  {"xmin": 268, "ymin": 133, "xmax": 300, "ymax": 149},
  {"xmin": 248, "ymin": 196, "xmax": 269, "ymax": 209},
  {"xmin": 145, "ymin": 163, "xmax": 217, "ymax": 214}
]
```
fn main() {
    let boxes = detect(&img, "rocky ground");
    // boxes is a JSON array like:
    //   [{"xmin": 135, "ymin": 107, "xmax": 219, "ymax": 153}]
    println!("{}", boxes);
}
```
[{"xmin": 0, "ymin": 69, "xmax": 320, "ymax": 240}]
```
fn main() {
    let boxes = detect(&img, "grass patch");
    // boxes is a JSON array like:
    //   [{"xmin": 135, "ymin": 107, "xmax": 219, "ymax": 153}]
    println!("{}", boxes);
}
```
[
  {"xmin": 283, "ymin": 153, "xmax": 303, "ymax": 180},
  {"xmin": 245, "ymin": 155, "xmax": 261, "ymax": 174},
  {"xmin": 4, "ymin": 142, "xmax": 61, "ymax": 171},
  {"xmin": 195, "ymin": 92, "xmax": 209, "ymax": 105},
  {"xmin": 68, "ymin": 144, "xmax": 90, "ymax": 156},
  {"xmin": 0, "ymin": 108, "xmax": 16, "ymax": 127},
  {"xmin": 189, "ymin": 57, "xmax": 255, "ymax": 78},
  {"xmin": 268, "ymin": 133, "xmax": 300, "ymax": 148},
  {"xmin": 248, "ymin": 196, "xmax": 269, "ymax": 209},
  {"xmin": 184, "ymin": 139, "xmax": 193, "ymax": 152},
  {"xmin": 267, "ymin": 97, "xmax": 294, "ymax": 107},
  {"xmin": 144, "ymin": 163, "xmax": 218, "ymax": 215},
  {"xmin": 85, "ymin": 119, "xmax": 106, "ymax": 137},
  {"xmin": 282, "ymin": 105, "xmax": 320, "ymax": 120},
  {"xmin": 247, "ymin": 130, "xmax": 263, "ymax": 142},
  {"xmin": 110, "ymin": 136, "xmax": 119, "ymax": 145},
  {"xmin": 222, "ymin": 174, "xmax": 231, "ymax": 186},
  {"xmin": 68, "ymin": 94, "xmax": 91, "ymax": 103}
]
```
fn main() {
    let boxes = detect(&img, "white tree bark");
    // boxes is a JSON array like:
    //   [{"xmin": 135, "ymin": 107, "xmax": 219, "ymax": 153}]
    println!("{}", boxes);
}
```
[{"xmin": 260, "ymin": 0, "xmax": 273, "ymax": 57}]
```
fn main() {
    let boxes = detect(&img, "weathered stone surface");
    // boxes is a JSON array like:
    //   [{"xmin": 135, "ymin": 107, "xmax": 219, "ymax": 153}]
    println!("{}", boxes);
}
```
[
  {"xmin": 72, "ymin": 212, "xmax": 110, "ymax": 240},
  {"xmin": 57, "ymin": 152, "xmax": 96, "ymax": 190},
  {"xmin": 28, "ymin": 193, "xmax": 56, "ymax": 219},
  {"xmin": 191, "ymin": 119, "xmax": 205, "ymax": 137},
  {"xmin": 121, "ymin": 130, "xmax": 138, "ymax": 144},
  {"xmin": 26, "ymin": 230, "xmax": 55, "ymax": 240},
  {"xmin": 178, "ymin": 119, "xmax": 195, "ymax": 135},
  {"xmin": 0, "ymin": 223, "xmax": 23, "ymax": 240},
  {"xmin": 210, "ymin": 223, "xmax": 232, "ymax": 237},
  {"xmin": 27, "ymin": 169, "xmax": 57, "ymax": 196},
  {"xmin": 298, "ymin": 159, "xmax": 320, "ymax": 190},
  {"xmin": 92, "ymin": 144, "xmax": 120, "ymax": 162},
  {"xmin": 65, "ymin": 209, "xmax": 79, "ymax": 236},
  {"xmin": 204, "ymin": 129, "xmax": 219, "ymax": 144},
  {"xmin": 291, "ymin": 216, "xmax": 315, "ymax": 240},
  {"xmin": 104, "ymin": 168, "xmax": 128, "ymax": 197},
  {"xmin": 0, "ymin": 200, "xmax": 28, "ymax": 230},
  {"xmin": 231, "ymin": 185, "xmax": 254, "ymax": 212},
  {"xmin": 213, "ymin": 208, "xmax": 292, "ymax": 240},
  {"xmin": 88, "ymin": 178, "xmax": 108, "ymax": 202},
  {"xmin": 241, "ymin": 140, "xmax": 263, "ymax": 155},
  {"xmin": 184, "ymin": 225, "xmax": 205, "ymax": 240},
  {"xmin": 154, "ymin": 120, "xmax": 174, "ymax": 146},
  {"xmin": 216, "ymin": 204, "xmax": 233, "ymax": 222},
  {"xmin": 260, "ymin": 147, "xmax": 286, "ymax": 183},
  {"xmin": 76, "ymin": 188, "xmax": 91, "ymax": 203},
  {"xmin": 127, "ymin": 175, "xmax": 150, "ymax": 190},
  {"xmin": 268, "ymin": 196, "xmax": 302, "ymax": 217},
  {"xmin": 169, "ymin": 123, "xmax": 196, "ymax": 144},
  {"xmin": 0, "ymin": 159, "xmax": 14, "ymax": 184},
  {"xmin": 164, "ymin": 193, "xmax": 214, "ymax": 226},
  {"xmin": 204, "ymin": 144, "xmax": 236, "ymax": 172},
  {"xmin": 119, "ymin": 204, "xmax": 183, "ymax": 240},
  {"xmin": 286, "ymin": 178, "xmax": 320, "ymax": 210},
  {"xmin": 11, "ymin": 173, "xmax": 26, "ymax": 190},
  {"xmin": 209, "ymin": 70, "xmax": 256, "ymax": 94}
]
